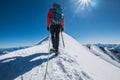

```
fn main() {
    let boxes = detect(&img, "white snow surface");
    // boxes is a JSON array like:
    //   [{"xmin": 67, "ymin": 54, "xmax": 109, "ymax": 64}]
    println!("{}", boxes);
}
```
[
  {"xmin": 88, "ymin": 45, "xmax": 120, "ymax": 68},
  {"xmin": 0, "ymin": 33, "xmax": 120, "ymax": 80}
]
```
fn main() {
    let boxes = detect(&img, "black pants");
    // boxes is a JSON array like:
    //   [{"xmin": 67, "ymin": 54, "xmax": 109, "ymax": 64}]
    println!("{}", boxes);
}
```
[{"xmin": 50, "ymin": 25, "xmax": 61, "ymax": 52}]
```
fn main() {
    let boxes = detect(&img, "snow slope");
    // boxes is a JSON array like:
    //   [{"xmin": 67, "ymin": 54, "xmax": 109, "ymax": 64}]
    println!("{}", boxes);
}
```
[
  {"xmin": 87, "ymin": 45, "xmax": 120, "ymax": 67},
  {"xmin": 0, "ymin": 33, "xmax": 120, "ymax": 80}
]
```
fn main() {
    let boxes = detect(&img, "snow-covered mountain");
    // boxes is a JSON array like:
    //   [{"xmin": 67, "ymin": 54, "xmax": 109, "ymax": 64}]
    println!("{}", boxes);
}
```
[
  {"xmin": 86, "ymin": 44, "xmax": 120, "ymax": 63},
  {"xmin": 95, "ymin": 44, "xmax": 120, "ymax": 53},
  {"xmin": 0, "ymin": 33, "xmax": 120, "ymax": 80},
  {"xmin": 0, "ymin": 46, "xmax": 29, "ymax": 55}
]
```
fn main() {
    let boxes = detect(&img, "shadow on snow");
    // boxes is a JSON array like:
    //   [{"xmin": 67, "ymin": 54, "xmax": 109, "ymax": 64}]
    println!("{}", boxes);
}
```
[{"xmin": 0, "ymin": 53, "xmax": 56, "ymax": 80}]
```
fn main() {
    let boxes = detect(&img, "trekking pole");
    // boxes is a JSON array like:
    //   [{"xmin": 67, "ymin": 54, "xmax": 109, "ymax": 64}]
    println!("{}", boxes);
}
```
[
  {"xmin": 61, "ymin": 31, "xmax": 65, "ymax": 48},
  {"xmin": 48, "ymin": 35, "xmax": 51, "ymax": 51},
  {"xmin": 43, "ymin": 35, "xmax": 51, "ymax": 80}
]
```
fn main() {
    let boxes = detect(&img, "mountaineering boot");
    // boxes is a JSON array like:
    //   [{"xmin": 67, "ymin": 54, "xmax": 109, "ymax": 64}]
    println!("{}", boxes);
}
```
[
  {"xmin": 55, "ymin": 49, "xmax": 60, "ymax": 55},
  {"xmin": 50, "ymin": 48, "xmax": 56, "ymax": 53},
  {"xmin": 49, "ymin": 48, "xmax": 60, "ymax": 55}
]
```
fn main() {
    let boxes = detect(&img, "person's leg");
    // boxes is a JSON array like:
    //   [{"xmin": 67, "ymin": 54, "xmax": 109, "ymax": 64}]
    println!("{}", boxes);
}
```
[
  {"xmin": 50, "ymin": 25, "xmax": 55, "ymax": 48},
  {"xmin": 54, "ymin": 25, "xmax": 61, "ymax": 52},
  {"xmin": 50, "ymin": 25, "xmax": 56, "ymax": 49}
]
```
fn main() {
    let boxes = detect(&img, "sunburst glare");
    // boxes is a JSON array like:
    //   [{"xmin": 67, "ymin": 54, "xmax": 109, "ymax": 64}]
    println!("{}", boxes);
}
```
[{"xmin": 74, "ymin": 0, "xmax": 97, "ymax": 13}]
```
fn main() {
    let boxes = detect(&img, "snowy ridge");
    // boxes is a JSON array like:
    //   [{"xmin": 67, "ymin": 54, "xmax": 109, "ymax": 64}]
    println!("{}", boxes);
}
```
[
  {"xmin": 96, "ymin": 44, "xmax": 120, "ymax": 52},
  {"xmin": 0, "ymin": 32, "xmax": 120, "ymax": 80},
  {"xmin": 104, "ymin": 47, "xmax": 120, "ymax": 62},
  {"xmin": 87, "ymin": 45, "xmax": 120, "ymax": 68}
]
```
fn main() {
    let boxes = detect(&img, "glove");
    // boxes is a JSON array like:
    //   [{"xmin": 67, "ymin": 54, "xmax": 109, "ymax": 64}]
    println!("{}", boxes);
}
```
[
  {"xmin": 61, "ymin": 28, "xmax": 64, "ymax": 32},
  {"xmin": 47, "ymin": 27, "xmax": 49, "ymax": 31}
]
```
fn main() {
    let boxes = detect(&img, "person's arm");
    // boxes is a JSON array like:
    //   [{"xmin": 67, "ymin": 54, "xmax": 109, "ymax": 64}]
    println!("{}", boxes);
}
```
[
  {"xmin": 47, "ymin": 8, "xmax": 52, "ymax": 28},
  {"xmin": 62, "ymin": 16, "xmax": 64, "ymax": 28},
  {"xmin": 62, "ymin": 13, "xmax": 64, "ymax": 30}
]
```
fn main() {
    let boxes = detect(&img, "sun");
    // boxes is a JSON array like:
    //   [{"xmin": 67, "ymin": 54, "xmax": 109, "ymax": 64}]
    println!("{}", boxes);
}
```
[
  {"xmin": 78, "ymin": 0, "xmax": 93, "ymax": 9},
  {"xmin": 80, "ymin": 0, "xmax": 90, "ymax": 8},
  {"xmin": 75, "ymin": 0, "xmax": 96, "ymax": 12}
]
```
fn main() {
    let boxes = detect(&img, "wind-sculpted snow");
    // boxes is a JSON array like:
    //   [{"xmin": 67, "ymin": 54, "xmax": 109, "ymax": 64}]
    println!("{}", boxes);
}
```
[
  {"xmin": 0, "ymin": 32, "xmax": 120, "ymax": 80},
  {"xmin": 86, "ymin": 44, "xmax": 120, "ymax": 64}
]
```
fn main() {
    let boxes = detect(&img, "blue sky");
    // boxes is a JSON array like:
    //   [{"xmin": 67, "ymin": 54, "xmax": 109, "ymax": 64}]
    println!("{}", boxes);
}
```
[{"xmin": 0, "ymin": 0, "xmax": 120, "ymax": 48}]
